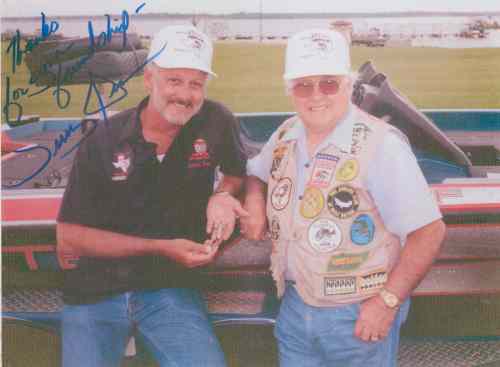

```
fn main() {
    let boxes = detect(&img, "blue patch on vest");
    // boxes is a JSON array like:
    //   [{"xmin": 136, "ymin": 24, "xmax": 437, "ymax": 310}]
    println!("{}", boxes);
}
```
[{"xmin": 350, "ymin": 214, "xmax": 375, "ymax": 245}]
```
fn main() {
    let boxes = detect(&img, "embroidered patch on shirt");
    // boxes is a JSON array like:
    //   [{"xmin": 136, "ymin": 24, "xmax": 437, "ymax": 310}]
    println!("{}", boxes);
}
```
[
  {"xmin": 324, "ymin": 276, "xmax": 357, "ymax": 296},
  {"xmin": 336, "ymin": 158, "xmax": 359, "ymax": 182},
  {"xmin": 350, "ymin": 214, "xmax": 375, "ymax": 246},
  {"xmin": 309, "ymin": 153, "xmax": 339, "ymax": 188},
  {"xmin": 271, "ymin": 177, "xmax": 293, "ymax": 210},
  {"xmin": 300, "ymin": 186, "xmax": 325, "ymax": 219},
  {"xmin": 327, "ymin": 251, "xmax": 370, "ymax": 272},
  {"xmin": 350, "ymin": 122, "xmax": 372, "ymax": 155},
  {"xmin": 327, "ymin": 185, "xmax": 360, "ymax": 219},
  {"xmin": 270, "ymin": 145, "xmax": 289, "ymax": 180},
  {"xmin": 112, "ymin": 149, "xmax": 132, "ymax": 181},
  {"xmin": 188, "ymin": 138, "xmax": 211, "ymax": 168},
  {"xmin": 270, "ymin": 216, "xmax": 281, "ymax": 241},
  {"xmin": 358, "ymin": 270, "xmax": 387, "ymax": 293},
  {"xmin": 308, "ymin": 218, "xmax": 342, "ymax": 253}
]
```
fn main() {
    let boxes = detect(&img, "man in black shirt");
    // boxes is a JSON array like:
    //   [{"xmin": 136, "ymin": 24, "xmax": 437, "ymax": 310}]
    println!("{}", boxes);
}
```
[{"xmin": 57, "ymin": 25, "xmax": 247, "ymax": 367}]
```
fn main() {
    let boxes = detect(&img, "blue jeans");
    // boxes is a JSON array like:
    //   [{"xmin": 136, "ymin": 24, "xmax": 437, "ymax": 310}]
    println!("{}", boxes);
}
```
[
  {"xmin": 274, "ymin": 284, "xmax": 410, "ymax": 367},
  {"xmin": 62, "ymin": 288, "xmax": 226, "ymax": 367}
]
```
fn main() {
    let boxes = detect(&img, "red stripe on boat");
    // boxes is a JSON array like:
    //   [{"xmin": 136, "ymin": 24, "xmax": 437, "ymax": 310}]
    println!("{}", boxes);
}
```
[{"xmin": 2, "ymin": 197, "xmax": 61, "ymax": 222}]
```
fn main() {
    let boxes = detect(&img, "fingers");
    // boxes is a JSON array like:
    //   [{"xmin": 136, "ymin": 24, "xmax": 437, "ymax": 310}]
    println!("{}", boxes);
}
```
[
  {"xmin": 233, "ymin": 203, "xmax": 250, "ymax": 218},
  {"xmin": 206, "ymin": 216, "xmax": 215, "ymax": 235}
]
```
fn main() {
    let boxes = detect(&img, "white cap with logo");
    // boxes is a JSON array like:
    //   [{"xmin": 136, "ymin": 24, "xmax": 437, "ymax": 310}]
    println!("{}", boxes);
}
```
[
  {"xmin": 147, "ymin": 25, "xmax": 217, "ymax": 77},
  {"xmin": 283, "ymin": 29, "xmax": 350, "ymax": 80}
]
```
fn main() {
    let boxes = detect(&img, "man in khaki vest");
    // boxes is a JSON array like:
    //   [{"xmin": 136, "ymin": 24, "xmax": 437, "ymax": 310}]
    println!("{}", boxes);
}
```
[{"xmin": 242, "ymin": 28, "xmax": 445, "ymax": 366}]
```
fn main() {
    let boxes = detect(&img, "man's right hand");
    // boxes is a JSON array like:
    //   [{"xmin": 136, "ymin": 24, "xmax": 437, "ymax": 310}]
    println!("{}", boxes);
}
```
[{"xmin": 157, "ymin": 239, "xmax": 220, "ymax": 268}]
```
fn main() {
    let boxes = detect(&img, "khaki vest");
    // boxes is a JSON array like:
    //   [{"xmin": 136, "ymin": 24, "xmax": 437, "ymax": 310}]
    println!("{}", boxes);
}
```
[{"xmin": 267, "ymin": 109, "xmax": 402, "ymax": 307}]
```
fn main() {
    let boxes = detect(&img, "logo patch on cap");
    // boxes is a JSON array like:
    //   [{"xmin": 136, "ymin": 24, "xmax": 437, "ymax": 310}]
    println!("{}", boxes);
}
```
[
  {"xmin": 327, "ymin": 185, "xmax": 359, "ymax": 219},
  {"xmin": 300, "ymin": 186, "xmax": 324, "ymax": 219},
  {"xmin": 327, "ymin": 251, "xmax": 370, "ymax": 272},
  {"xmin": 324, "ymin": 276, "xmax": 356, "ymax": 296},
  {"xmin": 271, "ymin": 178, "xmax": 293, "ymax": 210},
  {"xmin": 308, "ymin": 218, "xmax": 342, "ymax": 253},
  {"xmin": 182, "ymin": 30, "xmax": 206, "ymax": 56},
  {"xmin": 303, "ymin": 33, "xmax": 334, "ymax": 58},
  {"xmin": 336, "ymin": 159, "xmax": 359, "ymax": 182},
  {"xmin": 310, "ymin": 153, "xmax": 339, "ymax": 188}
]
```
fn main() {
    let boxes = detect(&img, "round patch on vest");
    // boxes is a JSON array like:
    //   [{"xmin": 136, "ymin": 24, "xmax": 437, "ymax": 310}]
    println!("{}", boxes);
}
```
[
  {"xmin": 308, "ymin": 218, "xmax": 342, "ymax": 253},
  {"xmin": 327, "ymin": 185, "xmax": 360, "ymax": 219},
  {"xmin": 271, "ymin": 178, "xmax": 292, "ymax": 210},
  {"xmin": 350, "ymin": 214, "xmax": 375, "ymax": 245},
  {"xmin": 299, "ymin": 187, "xmax": 324, "ymax": 219},
  {"xmin": 336, "ymin": 159, "xmax": 359, "ymax": 182},
  {"xmin": 270, "ymin": 216, "xmax": 280, "ymax": 241}
]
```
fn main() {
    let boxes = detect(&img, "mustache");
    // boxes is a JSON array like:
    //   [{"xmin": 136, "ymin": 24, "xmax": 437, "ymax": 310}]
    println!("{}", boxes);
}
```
[{"xmin": 167, "ymin": 99, "xmax": 194, "ymax": 109}]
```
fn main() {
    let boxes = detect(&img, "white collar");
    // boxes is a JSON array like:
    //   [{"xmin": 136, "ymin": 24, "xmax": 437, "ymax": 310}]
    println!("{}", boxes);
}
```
[{"xmin": 281, "ymin": 103, "xmax": 356, "ymax": 153}]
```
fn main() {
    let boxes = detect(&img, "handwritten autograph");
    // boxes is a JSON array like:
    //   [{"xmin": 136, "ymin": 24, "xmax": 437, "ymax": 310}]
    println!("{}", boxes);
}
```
[
  {"xmin": 3, "ymin": 35, "xmax": 166, "ymax": 189},
  {"xmin": 2, "ymin": 2, "xmax": 167, "ymax": 189},
  {"xmin": 3, "ymin": 2, "xmax": 146, "ymax": 127}
]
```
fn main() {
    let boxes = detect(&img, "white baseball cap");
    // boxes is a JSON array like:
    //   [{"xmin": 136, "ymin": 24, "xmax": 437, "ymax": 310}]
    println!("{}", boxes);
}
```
[
  {"xmin": 283, "ymin": 29, "xmax": 350, "ymax": 80},
  {"xmin": 148, "ymin": 25, "xmax": 217, "ymax": 77}
]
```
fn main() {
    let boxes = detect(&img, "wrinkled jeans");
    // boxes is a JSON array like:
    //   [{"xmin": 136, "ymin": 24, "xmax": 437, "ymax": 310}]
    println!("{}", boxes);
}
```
[
  {"xmin": 62, "ymin": 288, "xmax": 226, "ymax": 367},
  {"xmin": 274, "ymin": 284, "xmax": 410, "ymax": 367}
]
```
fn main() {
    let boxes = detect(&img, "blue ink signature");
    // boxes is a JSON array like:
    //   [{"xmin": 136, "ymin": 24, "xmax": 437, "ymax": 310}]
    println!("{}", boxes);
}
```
[
  {"xmin": 3, "ymin": 35, "xmax": 166, "ymax": 189},
  {"xmin": 6, "ymin": 13, "xmax": 60, "ymax": 75},
  {"xmin": 2, "ymin": 120, "xmax": 98, "ymax": 189},
  {"xmin": 3, "ymin": 3, "xmax": 147, "ymax": 127}
]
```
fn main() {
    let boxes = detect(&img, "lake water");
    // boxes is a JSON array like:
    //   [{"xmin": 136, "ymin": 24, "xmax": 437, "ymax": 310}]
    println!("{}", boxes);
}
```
[{"xmin": 2, "ymin": 14, "xmax": 500, "ymax": 48}]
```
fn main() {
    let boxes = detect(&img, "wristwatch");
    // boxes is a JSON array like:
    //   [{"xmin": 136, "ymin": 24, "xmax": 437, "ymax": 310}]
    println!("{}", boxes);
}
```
[{"xmin": 379, "ymin": 288, "xmax": 400, "ymax": 309}]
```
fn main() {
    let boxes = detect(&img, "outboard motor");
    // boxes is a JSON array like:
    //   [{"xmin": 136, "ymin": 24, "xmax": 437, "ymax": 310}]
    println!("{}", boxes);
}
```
[{"xmin": 352, "ymin": 61, "xmax": 472, "ymax": 183}]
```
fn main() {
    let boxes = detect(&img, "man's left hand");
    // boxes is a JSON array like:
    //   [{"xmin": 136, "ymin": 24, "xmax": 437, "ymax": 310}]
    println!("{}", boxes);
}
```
[
  {"xmin": 354, "ymin": 295, "xmax": 398, "ymax": 343},
  {"xmin": 206, "ymin": 192, "xmax": 249, "ymax": 243}
]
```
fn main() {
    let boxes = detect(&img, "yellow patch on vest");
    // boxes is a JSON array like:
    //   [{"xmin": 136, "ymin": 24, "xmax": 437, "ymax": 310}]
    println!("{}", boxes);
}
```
[{"xmin": 299, "ymin": 186, "xmax": 325, "ymax": 219}]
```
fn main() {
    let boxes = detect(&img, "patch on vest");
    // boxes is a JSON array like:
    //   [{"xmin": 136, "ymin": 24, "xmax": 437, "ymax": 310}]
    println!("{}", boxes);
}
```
[
  {"xmin": 351, "ymin": 122, "xmax": 372, "ymax": 155},
  {"xmin": 350, "ymin": 214, "xmax": 375, "ymax": 246},
  {"xmin": 300, "ymin": 187, "xmax": 324, "ymax": 219},
  {"xmin": 324, "ymin": 276, "xmax": 356, "ymax": 295},
  {"xmin": 310, "ymin": 153, "xmax": 339, "ymax": 188},
  {"xmin": 270, "ymin": 145, "xmax": 289, "ymax": 180},
  {"xmin": 359, "ymin": 270, "xmax": 387, "ymax": 293},
  {"xmin": 308, "ymin": 218, "xmax": 342, "ymax": 253},
  {"xmin": 271, "ymin": 177, "xmax": 293, "ymax": 210},
  {"xmin": 270, "ymin": 216, "xmax": 280, "ymax": 241},
  {"xmin": 327, "ymin": 251, "xmax": 370, "ymax": 272},
  {"xmin": 327, "ymin": 185, "xmax": 360, "ymax": 219},
  {"xmin": 336, "ymin": 159, "xmax": 359, "ymax": 182}
]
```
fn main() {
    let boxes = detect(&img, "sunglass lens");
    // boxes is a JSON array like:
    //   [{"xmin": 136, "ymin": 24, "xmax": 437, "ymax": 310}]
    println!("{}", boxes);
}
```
[
  {"xmin": 293, "ymin": 83, "xmax": 314, "ymax": 98},
  {"xmin": 319, "ymin": 79, "xmax": 340, "ymax": 95}
]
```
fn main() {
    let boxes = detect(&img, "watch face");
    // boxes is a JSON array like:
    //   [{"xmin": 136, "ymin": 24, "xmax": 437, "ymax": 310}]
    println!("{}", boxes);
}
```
[{"xmin": 381, "ymin": 290, "xmax": 399, "ymax": 308}]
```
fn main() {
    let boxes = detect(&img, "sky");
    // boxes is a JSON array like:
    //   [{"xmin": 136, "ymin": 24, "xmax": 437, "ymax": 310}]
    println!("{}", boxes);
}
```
[{"xmin": 2, "ymin": 0, "xmax": 500, "ymax": 17}]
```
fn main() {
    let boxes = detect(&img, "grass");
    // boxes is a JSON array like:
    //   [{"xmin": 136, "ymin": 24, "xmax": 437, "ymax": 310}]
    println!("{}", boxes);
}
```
[
  {"xmin": 2, "ymin": 41, "xmax": 500, "ymax": 125},
  {"xmin": 2, "ymin": 41, "xmax": 500, "ymax": 366}
]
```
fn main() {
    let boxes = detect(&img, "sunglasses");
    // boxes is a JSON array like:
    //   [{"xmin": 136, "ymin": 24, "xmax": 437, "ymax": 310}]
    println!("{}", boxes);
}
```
[{"xmin": 291, "ymin": 78, "xmax": 342, "ymax": 98}]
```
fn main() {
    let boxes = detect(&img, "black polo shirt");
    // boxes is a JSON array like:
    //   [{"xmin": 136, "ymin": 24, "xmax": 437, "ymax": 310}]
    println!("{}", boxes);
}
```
[{"xmin": 58, "ymin": 97, "xmax": 247, "ymax": 304}]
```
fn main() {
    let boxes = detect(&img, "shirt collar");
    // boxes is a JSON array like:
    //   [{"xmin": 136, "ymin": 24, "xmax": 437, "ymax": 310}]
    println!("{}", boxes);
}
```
[
  {"xmin": 281, "ymin": 103, "xmax": 356, "ymax": 152},
  {"xmin": 118, "ymin": 96, "xmax": 150, "ymax": 145}
]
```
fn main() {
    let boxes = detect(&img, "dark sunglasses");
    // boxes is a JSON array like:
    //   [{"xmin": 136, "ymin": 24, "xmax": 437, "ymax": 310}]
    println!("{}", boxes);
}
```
[{"xmin": 292, "ymin": 78, "xmax": 341, "ymax": 98}]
